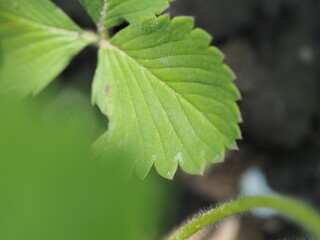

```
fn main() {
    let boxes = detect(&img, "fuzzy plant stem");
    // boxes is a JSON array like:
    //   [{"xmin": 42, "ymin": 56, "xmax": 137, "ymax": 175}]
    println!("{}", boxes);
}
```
[
  {"xmin": 165, "ymin": 195, "xmax": 320, "ymax": 240},
  {"xmin": 97, "ymin": 0, "xmax": 109, "ymax": 39}
]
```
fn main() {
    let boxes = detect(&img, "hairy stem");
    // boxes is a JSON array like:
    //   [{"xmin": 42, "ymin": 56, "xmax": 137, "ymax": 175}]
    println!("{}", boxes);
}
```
[
  {"xmin": 165, "ymin": 195, "xmax": 320, "ymax": 240},
  {"xmin": 97, "ymin": 0, "xmax": 108, "ymax": 39}
]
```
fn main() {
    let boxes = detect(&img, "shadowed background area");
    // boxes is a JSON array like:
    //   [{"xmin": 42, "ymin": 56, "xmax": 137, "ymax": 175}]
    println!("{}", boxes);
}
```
[{"xmin": 9, "ymin": 0, "xmax": 320, "ymax": 239}]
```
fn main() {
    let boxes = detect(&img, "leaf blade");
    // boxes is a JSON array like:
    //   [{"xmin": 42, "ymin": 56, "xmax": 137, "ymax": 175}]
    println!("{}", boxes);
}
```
[{"xmin": 93, "ymin": 16, "xmax": 241, "ymax": 179}]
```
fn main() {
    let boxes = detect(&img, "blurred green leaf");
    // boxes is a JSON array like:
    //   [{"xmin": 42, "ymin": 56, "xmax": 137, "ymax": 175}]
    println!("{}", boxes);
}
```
[
  {"xmin": 0, "ymin": 95, "xmax": 169, "ymax": 240},
  {"xmin": 0, "ymin": 0, "xmax": 89, "ymax": 96}
]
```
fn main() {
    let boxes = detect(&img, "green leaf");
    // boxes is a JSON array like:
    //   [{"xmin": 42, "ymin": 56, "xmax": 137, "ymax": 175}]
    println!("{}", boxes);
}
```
[
  {"xmin": 79, "ymin": 0, "xmax": 172, "ymax": 29},
  {"xmin": 92, "ymin": 16, "xmax": 242, "ymax": 179},
  {"xmin": 0, "ymin": 0, "xmax": 90, "ymax": 96}
]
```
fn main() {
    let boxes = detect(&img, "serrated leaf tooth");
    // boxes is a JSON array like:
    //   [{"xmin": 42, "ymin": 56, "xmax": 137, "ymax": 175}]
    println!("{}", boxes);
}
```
[
  {"xmin": 234, "ymin": 104, "xmax": 243, "ymax": 123},
  {"xmin": 212, "ymin": 150, "xmax": 225, "ymax": 163},
  {"xmin": 228, "ymin": 83, "xmax": 242, "ymax": 101},
  {"xmin": 209, "ymin": 46, "xmax": 226, "ymax": 61},
  {"xmin": 135, "ymin": 155, "xmax": 156, "ymax": 179},
  {"xmin": 171, "ymin": 16, "xmax": 195, "ymax": 30},
  {"xmin": 225, "ymin": 140, "xmax": 239, "ymax": 150},
  {"xmin": 191, "ymin": 28, "xmax": 213, "ymax": 45},
  {"xmin": 154, "ymin": 156, "xmax": 178, "ymax": 180},
  {"xmin": 221, "ymin": 64, "xmax": 236, "ymax": 81},
  {"xmin": 179, "ymin": 156, "xmax": 206, "ymax": 175}
]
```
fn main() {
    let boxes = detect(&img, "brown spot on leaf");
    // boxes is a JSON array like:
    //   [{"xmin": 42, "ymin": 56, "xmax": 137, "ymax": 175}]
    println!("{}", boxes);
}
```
[{"xmin": 105, "ymin": 86, "xmax": 109, "ymax": 94}]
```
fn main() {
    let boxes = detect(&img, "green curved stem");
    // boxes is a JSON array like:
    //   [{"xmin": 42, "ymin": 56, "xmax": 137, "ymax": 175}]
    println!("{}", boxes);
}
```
[{"xmin": 165, "ymin": 195, "xmax": 320, "ymax": 240}]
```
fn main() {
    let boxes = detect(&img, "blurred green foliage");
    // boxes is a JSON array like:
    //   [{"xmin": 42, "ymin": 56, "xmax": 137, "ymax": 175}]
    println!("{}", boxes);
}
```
[{"xmin": 0, "ymin": 92, "xmax": 169, "ymax": 240}]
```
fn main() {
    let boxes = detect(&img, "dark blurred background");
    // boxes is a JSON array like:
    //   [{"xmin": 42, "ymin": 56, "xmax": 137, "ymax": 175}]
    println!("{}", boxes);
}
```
[{"xmin": 49, "ymin": 0, "xmax": 320, "ymax": 239}]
